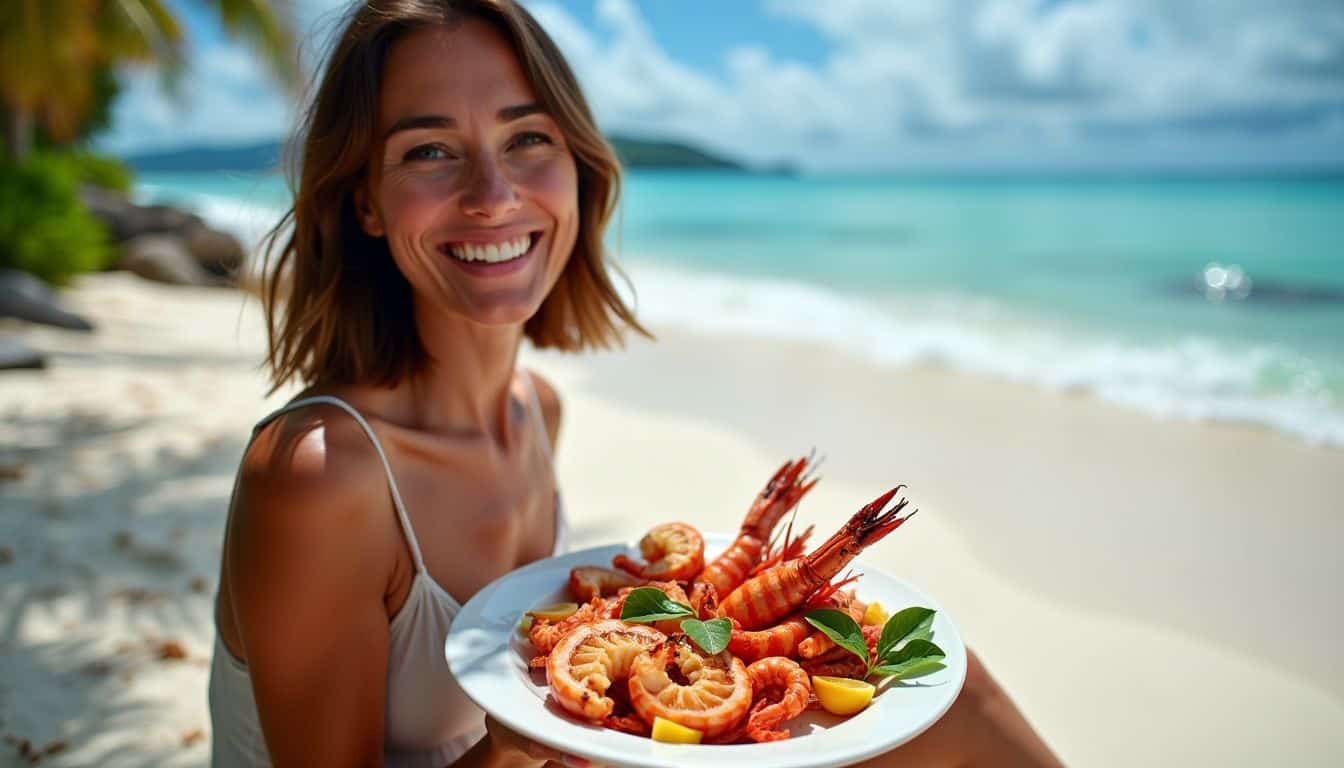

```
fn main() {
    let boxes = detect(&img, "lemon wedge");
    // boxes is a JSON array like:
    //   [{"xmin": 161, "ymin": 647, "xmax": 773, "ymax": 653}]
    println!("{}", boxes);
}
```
[
  {"xmin": 650, "ymin": 716, "xmax": 704, "ymax": 744},
  {"xmin": 812, "ymin": 675, "xmax": 876, "ymax": 716},
  {"xmin": 526, "ymin": 602, "xmax": 579, "ymax": 622},
  {"xmin": 516, "ymin": 615, "xmax": 533, "ymax": 637},
  {"xmin": 862, "ymin": 601, "xmax": 889, "ymax": 626}
]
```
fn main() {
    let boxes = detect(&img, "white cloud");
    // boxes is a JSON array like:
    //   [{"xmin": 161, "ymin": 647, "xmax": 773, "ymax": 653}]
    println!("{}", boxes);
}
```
[
  {"xmin": 769, "ymin": 0, "xmax": 1344, "ymax": 131},
  {"xmin": 101, "ymin": 0, "xmax": 1344, "ymax": 170},
  {"xmin": 102, "ymin": 44, "xmax": 295, "ymax": 154},
  {"xmin": 525, "ymin": 0, "xmax": 1343, "ymax": 169}
]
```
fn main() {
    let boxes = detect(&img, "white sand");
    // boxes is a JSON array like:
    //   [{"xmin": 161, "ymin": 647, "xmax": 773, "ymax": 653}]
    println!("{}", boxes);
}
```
[{"xmin": 1, "ymin": 273, "xmax": 1341, "ymax": 766}]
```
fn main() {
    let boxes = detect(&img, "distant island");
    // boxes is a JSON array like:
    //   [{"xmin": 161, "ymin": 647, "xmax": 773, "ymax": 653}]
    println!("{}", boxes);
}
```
[
  {"xmin": 122, "ymin": 134, "xmax": 757, "ymax": 173},
  {"xmin": 608, "ymin": 135, "xmax": 740, "ymax": 170}
]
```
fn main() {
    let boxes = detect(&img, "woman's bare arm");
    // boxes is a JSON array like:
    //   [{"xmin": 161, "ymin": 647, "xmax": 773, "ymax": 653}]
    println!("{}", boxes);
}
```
[
  {"xmin": 855, "ymin": 649, "xmax": 1064, "ymax": 768},
  {"xmin": 225, "ymin": 415, "xmax": 401, "ymax": 766}
]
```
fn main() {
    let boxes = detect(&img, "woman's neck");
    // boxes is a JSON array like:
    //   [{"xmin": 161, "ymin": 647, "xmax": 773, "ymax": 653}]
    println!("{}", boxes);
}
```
[{"xmin": 392, "ymin": 302, "xmax": 527, "ymax": 449}]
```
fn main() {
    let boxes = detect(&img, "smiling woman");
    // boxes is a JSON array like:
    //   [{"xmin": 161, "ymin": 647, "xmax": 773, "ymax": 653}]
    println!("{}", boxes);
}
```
[
  {"xmin": 208, "ymin": 1, "xmax": 648, "ymax": 767},
  {"xmin": 357, "ymin": 25, "xmax": 580, "ymax": 330},
  {"xmin": 262, "ymin": 2, "xmax": 645, "ymax": 391}
]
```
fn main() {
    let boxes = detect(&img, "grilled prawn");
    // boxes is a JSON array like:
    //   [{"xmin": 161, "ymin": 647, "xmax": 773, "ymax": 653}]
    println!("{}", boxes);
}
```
[
  {"xmin": 612, "ymin": 522, "xmax": 705, "ymax": 582},
  {"xmin": 695, "ymin": 457, "xmax": 819, "ymax": 596},
  {"xmin": 627, "ymin": 636, "xmax": 753, "ymax": 738},
  {"xmin": 545, "ymin": 620, "xmax": 666, "ymax": 723},
  {"xmin": 719, "ymin": 486, "xmax": 914, "ymax": 631}
]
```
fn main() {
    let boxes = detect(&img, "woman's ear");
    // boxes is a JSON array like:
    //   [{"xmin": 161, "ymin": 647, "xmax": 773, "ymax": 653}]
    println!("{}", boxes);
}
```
[{"xmin": 353, "ymin": 183, "xmax": 386, "ymax": 237}]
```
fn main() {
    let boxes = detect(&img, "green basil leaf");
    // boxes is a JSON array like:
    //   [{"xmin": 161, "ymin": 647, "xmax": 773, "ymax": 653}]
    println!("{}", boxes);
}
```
[
  {"xmin": 619, "ymin": 587, "xmax": 695, "ymax": 623},
  {"xmin": 877, "ymin": 607, "xmax": 936, "ymax": 662},
  {"xmin": 869, "ymin": 639, "xmax": 946, "ymax": 680},
  {"xmin": 804, "ymin": 608, "xmax": 869, "ymax": 667},
  {"xmin": 680, "ymin": 617, "xmax": 732, "ymax": 655},
  {"xmin": 871, "ymin": 660, "xmax": 947, "ymax": 680}
]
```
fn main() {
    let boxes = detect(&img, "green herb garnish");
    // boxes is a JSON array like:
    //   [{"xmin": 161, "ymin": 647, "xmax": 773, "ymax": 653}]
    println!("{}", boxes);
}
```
[
  {"xmin": 680, "ymin": 617, "xmax": 733, "ymax": 655},
  {"xmin": 619, "ymin": 587, "xmax": 695, "ymax": 623},
  {"xmin": 803, "ymin": 609, "xmax": 870, "ymax": 667},
  {"xmin": 876, "ymin": 607, "xmax": 936, "ymax": 661},
  {"xmin": 805, "ymin": 605, "xmax": 946, "ymax": 682}
]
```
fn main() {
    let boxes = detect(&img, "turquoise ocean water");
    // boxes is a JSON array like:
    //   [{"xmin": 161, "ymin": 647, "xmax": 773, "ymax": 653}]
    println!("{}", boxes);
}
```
[{"xmin": 136, "ymin": 171, "xmax": 1344, "ymax": 445}]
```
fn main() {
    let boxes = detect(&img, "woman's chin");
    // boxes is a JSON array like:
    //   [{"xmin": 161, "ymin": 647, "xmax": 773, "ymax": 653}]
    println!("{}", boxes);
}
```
[{"xmin": 457, "ymin": 298, "xmax": 545, "ymax": 330}]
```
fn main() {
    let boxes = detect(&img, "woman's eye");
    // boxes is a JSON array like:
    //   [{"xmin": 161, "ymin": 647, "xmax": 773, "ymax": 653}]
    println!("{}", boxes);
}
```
[
  {"xmin": 403, "ymin": 144, "xmax": 452, "ymax": 162},
  {"xmin": 511, "ymin": 131, "xmax": 553, "ymax": 149}
]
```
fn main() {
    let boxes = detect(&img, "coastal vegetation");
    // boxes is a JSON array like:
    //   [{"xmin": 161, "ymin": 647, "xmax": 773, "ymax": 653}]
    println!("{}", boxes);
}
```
[
  {"xmin": 0, "ymin": 1, "xmax": 296, "ymax": 285},
  {"xmin": 0, "ymin": 153, "xmax": 126, "ymax": 284}
]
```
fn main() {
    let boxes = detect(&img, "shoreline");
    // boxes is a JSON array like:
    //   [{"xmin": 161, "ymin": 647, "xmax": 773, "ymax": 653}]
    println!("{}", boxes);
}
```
[{"xmin": 1, "ymin": 274, "xmax": 1340, "ymax": 765}]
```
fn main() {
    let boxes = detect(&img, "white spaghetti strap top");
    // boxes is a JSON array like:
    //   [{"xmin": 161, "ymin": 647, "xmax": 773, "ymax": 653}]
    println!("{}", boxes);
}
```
[{"xmin": 210, "ymin": 370, "xmax": 568, "ymax": 767}]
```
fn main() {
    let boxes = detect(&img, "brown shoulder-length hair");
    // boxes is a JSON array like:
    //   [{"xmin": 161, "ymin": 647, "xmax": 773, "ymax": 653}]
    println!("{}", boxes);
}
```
[{"xmin": 260, "ymin": 0, "xmax": 650, "ymax": 393}]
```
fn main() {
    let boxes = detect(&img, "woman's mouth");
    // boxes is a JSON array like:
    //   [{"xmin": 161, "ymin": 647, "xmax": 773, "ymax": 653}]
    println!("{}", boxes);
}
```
[
  {"xmin": 438, "ymin": 231, "xmax": 541, "ymax": 276},
  {"xmin": 441, "ymin": 232, "xmax": 539, "ymax": 264}
]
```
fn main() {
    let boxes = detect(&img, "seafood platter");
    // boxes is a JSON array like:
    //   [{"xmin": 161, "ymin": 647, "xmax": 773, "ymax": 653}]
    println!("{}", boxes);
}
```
[{"xmin": 446, "ymin": 458, "xmax": 966, "ymax": 768}]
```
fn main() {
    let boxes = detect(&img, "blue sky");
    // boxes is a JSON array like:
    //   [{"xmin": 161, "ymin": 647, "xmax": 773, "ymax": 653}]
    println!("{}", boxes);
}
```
[{"xmin": 101, "ymin": 0, "xmax": 1344, "ymax": 172}]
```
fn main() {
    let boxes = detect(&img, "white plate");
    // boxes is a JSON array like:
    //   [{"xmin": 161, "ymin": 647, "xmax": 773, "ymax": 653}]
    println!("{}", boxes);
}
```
[{"xmin": 445, "ymin": 534, "xmax": 966, "ymax": 768}]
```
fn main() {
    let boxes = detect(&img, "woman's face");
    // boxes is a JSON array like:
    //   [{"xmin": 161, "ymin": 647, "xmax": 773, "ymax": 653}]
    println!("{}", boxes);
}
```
[{"xmin": 362, "ymin": 20, "xmax": 579, "ymax": 329}]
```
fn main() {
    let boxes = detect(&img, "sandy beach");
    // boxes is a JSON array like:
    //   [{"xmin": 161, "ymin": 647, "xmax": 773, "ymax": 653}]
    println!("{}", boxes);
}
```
[{"xmin": 1, "ymin": 273, "xmax": 1341, "ymax": 766}]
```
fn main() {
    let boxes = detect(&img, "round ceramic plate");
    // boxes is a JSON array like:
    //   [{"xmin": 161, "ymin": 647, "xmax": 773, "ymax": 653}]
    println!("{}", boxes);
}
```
[{"xmin": 445, "ymin": 534, "xmax": 966, "ymax": 768}]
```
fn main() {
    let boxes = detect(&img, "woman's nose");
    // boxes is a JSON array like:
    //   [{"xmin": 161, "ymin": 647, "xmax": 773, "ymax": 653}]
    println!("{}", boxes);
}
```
[{"xmin": 460, "ymin": 154, "xmax": 521, "ymax": 219}]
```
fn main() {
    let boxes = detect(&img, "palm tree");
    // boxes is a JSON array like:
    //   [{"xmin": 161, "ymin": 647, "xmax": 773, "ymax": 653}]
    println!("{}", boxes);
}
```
[{"xmin": 0, "ymin": 0, "xmax": 298, "ymax": 161}]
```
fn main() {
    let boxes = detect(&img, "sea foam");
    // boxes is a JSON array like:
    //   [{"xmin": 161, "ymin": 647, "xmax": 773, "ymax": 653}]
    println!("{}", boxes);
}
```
[{"xmin": 623, "ymin": 261, "xmax": 1344, "ymax": 447}]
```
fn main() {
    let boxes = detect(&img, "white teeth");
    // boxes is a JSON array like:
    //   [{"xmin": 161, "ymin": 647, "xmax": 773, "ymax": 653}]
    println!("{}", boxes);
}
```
[{"xmin": 447, "ymin": 235, "xmax": 531, "ymax": 263}]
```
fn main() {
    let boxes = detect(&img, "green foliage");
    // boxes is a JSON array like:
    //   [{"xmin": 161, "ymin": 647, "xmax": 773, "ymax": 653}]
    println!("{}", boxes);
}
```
[
  {"xmin": 805, "ymin": 605, "xmax": 946, "ymax": 682},
  {"xmin": 679, "ymin": 617, "xmax": 732, "ymax": 655},
  {"xmin": 54, "ymin": 151, "xmax": 134, "ymax": 192},
  {"xmin": 619, "ymin": 587, "xmax": 695, "ymax": 623},
  {"xmin": 0, "ymin": 153, "xmax": 112, "ymax": 285}
]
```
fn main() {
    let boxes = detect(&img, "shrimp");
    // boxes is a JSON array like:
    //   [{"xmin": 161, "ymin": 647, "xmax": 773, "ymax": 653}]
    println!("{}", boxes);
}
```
[
  {"xmin": 612, "ymin": 522, "xmax": 705, "ymax": 582},
  {"xmin": 688, "ymin": 581, "xmax": 719, "ymax": 620},
  {"xmin": 799, "ymin": 625, "xmax": 882, "ymax": 679},
  {"xmin": 744, "ymin": 657, "xmax": 812, "ymax": 742},
  {"xmin": 528, "ymin": 597, "xmax": 612, "ymax": 655},
  {"xmin": 545, "ymin": 620, "xmax": 666, "ymax": 722},
  {"xmin": 800, "ymin": 655, "xmax": 868, "ymax": 679},
  {"xmin": 695, "ymin": 458, "xmax": 819, "ymax": 596},
  {"xmin": 747, "ymin": 522, "xmax": 815, "ymax": 578},
  {"xmin": 568, "ymin": 566, "xmax": 643, "ymax": 603},
  {"xmin": 719, "ymin": 486, "xmax": 915, "ymax": 631},
  {"xmin": 627, "ymin": 636, "xmax": 754, "ymax": 738},
  {"xmin": 797, "ymin": 590, "xmax": 865, "ymax": 659},
  {"xmin": 601, "ymin": 680, "xmax": 650, "ymax": 737},
  {"xmin": 726, "ymin": 589, "xmax": 853, "ymax": 662},
  {"xmin": 728, "ymin": 614, "xmax": 813, "ymax": 663}
]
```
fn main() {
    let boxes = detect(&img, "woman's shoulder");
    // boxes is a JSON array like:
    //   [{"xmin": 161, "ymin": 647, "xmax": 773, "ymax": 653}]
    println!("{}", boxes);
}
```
[
  {"xmin": 234, "ymin": 395, "xmax": 400, "ymax": 538},
  {"xmin": 524, "ymin": 369, "xmax": 563, "ymax": 449}
]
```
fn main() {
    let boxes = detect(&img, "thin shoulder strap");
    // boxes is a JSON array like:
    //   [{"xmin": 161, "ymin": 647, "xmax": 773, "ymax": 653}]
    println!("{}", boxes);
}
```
[
  {"xmin": 252, "ymin": 395, "xmax": 429, "ymax": 574},
  {"xmin": 519, "ymin": 369, "xmax": 554, "ymax": 466}
]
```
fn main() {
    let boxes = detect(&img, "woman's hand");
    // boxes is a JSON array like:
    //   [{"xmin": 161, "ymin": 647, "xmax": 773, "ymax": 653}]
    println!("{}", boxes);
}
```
[{"xmin": 483, "ymin": 714, "xmax": 596, "ymax": 768}]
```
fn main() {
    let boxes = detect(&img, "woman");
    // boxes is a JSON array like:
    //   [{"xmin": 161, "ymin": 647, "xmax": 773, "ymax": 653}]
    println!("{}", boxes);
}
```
[
  {"xmin": 210, "ymin": 0, "xmax": 635, "ymax": 764},
  {"xmin": 210, "ymin": 1, "xmax": 1062, "ymax": 766}
]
